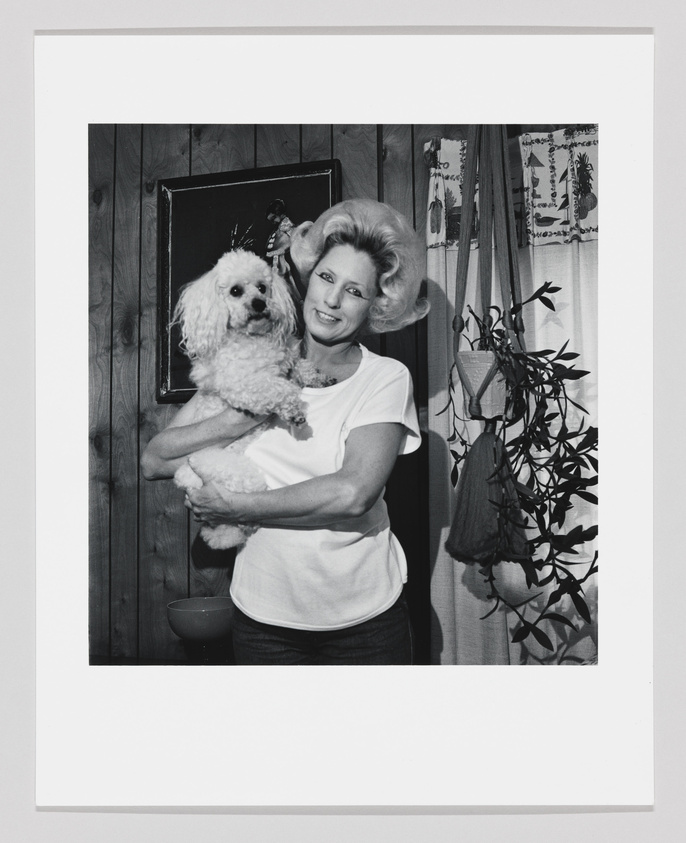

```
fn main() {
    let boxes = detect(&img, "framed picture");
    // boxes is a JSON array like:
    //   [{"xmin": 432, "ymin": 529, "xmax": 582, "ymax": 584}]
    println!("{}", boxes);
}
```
[{"xmin": 157, "ymin": 158, "xmax": 342, "ymax": 402}]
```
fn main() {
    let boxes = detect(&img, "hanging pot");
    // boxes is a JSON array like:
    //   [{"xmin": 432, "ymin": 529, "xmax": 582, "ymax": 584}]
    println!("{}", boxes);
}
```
[
  {"xmin": 455, "ymin": 349, "xmax": 507, "ymax": 420},
  {"xmin": 445, "ymin": 429, "xmax": 529, "ymax": 564}
]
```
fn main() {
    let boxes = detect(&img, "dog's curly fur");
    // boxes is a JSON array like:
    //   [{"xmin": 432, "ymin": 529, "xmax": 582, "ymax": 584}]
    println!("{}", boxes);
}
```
[{"xmin": 172, "ymin": 249, "xmax": 331, "ymax": 549}]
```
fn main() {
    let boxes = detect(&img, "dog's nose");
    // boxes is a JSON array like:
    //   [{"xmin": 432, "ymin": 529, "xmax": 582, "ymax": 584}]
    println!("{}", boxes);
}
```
[{"xmin": 252, "ymin": 298, "xmax": 267, "ymax": 313}]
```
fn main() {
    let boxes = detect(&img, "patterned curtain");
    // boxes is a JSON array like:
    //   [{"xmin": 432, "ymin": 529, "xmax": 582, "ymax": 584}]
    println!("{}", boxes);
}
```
[
  {"xmin": 425, "ymin": 127, "xmax": 599, "ymax": 665},
  {"xmin": 519, "ymin": 128, "xmax": 598, "ymax": 246}
]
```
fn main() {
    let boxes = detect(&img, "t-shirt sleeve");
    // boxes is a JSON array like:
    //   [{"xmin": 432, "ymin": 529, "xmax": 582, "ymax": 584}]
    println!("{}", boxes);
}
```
[{"xmin": 346, "ymin": 360, "xmax": 421, "ymax": 455}]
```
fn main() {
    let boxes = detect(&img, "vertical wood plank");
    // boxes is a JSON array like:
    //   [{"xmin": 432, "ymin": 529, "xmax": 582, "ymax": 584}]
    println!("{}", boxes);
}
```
[
  {"xmin": 301, "ymin": 125, "xmax": 332, "ymax": 163},
  {"xmin": 382, "ymin": 124, "xmax": 415, "ymax": 224},
  {"xmin": 110, "ymin": 124, "xmax": 142, "ymax": 660},
  {"xmin": 89, "ymin": 124, "xmax": 115, "ymax": 661},
  {"xmin": 191, "ymin": 124, "xmax": 256, "ymax": 174},
  {"xmin": 187, "ymin": 124, "xmax": 251, "ymax": 599},
  {"xmin": 138, "ymin": 124, "xmax": 192, "ymax": 662},
  {"xmin": 333, "ymin": 124, "xmax": 381, "ymax": 353},
  {"xmin": 333, "ymin": 124, "xmax": 378, "ymax": 202},
  {"xmin": 382, "ymin": 124, "xmax": 417, "ymax": 375},
  {"xmin": 256, "ymin": 124, "xmax": 300, "ymax": 168}
]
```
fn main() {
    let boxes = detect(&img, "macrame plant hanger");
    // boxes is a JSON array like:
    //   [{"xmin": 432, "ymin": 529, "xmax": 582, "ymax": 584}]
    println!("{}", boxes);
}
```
[{"xmin": 445, "ymin": 125, "xmax": 529, "ymax": 565}]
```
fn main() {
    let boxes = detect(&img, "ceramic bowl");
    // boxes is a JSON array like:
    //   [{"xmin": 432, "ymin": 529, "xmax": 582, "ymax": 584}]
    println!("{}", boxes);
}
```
[{"xmin": 167, "ymin": 596, "xmax": 234, "ymax": 642}]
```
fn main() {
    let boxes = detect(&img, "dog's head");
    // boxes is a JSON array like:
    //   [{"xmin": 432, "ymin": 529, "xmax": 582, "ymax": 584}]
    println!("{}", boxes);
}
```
[{"xmin": 173, "ymin": 250, "xmax": 299, "ymax": 359}]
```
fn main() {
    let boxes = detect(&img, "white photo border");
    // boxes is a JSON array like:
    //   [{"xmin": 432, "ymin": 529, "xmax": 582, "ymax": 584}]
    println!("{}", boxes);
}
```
[{"xmin": 35, "ymin": 32, "xmax": 654, "ymax": 807}]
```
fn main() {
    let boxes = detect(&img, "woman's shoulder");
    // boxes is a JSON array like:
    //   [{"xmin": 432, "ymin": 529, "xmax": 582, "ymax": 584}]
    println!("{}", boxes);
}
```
[{"xmin": 359, "ymin": 345, "xmax": 412, "ymax": 379}]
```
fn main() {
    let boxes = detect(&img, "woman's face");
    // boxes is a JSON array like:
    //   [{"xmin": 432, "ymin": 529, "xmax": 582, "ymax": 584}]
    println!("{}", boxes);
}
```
[{"xmin": 303, "ymin": 244, "xmax": 378, "ymax": 344}]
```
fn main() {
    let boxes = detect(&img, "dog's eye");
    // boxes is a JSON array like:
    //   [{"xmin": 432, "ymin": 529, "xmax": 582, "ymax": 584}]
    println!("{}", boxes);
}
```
[
  {"xmin": 257, "ymin": 283, "xmax": 267, "ymax": 294},
  {"xmin": 229, "ymin": 285, "xmax": 243, "ymax": 297}
]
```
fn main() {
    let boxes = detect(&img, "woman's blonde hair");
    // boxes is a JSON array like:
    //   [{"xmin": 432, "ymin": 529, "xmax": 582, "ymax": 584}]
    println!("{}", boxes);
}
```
[{"xmin": 289, "ymin": 198, "xmax": 430, "ymax": 333}]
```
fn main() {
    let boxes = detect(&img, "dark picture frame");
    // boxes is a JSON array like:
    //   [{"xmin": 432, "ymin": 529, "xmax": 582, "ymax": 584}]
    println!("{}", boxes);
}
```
[{"xmin": 157, "ymin": 159, "xmax": 342, "ymax": 402}]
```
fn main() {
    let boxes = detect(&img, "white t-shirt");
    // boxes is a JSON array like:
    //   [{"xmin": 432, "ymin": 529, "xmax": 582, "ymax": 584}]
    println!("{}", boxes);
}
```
[{"xmin": 230, "ymin": 345, "xmax": 421, "ymax": 631}]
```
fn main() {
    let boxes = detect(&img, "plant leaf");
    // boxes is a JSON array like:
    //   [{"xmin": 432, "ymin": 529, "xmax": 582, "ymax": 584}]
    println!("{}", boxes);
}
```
[
  {"xmin": 514, "ymin": 480, "xmax": 539, "ymax": 499},
  {"xmin": 541, "ymin": 612, "xmax": 577, "ymax": 630},
  {"xmin": 530, "ymin": 625, "xmax": 554, "ymax": 651},
  {"xmin": 511, "ymin": 625, "xmax": 531, "ymax": 644},
  {"xmin": 539, "ymin": 295, "xmax": 556, "ymax": 311},
  {"xmin": 570, "ymin": 591, "xmax": 592, "ymax": 623},
  {"xmin": 528, "ymin": 349, "xmax": 556, "ymax": 358},
  {"xmin": 581, "ymin": 524, "xmax": 599, "ymax": 541},
  {"xmin": 545, "ymin": 586, "xmax": 566, "ymax": 609}
]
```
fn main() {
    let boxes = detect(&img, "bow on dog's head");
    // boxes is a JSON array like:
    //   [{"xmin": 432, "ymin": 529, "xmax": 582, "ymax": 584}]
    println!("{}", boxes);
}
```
[{"xmin": 173, "ymin": 249, "xmax": 299, "ymax": 359}]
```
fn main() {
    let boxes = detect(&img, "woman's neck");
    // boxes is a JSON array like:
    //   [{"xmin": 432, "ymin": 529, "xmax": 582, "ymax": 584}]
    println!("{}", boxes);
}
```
[{"xmin": 302, "ymin": 334, "xmax": 362, "ymax": 381}]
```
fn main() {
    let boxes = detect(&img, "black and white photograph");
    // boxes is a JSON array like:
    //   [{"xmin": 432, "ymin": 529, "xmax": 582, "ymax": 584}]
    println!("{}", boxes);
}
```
[
  {"xmin": 88, "ymin": 123, "xmax": 599, "ymax": 667},
  {"xmin": 31, "ymin": 29, "xmax": 656, "ymax": 813}
]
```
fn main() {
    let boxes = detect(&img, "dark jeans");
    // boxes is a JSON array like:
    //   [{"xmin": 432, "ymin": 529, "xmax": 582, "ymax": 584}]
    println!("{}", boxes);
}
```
[{"xmin": 232, "ymin": 595, "xmax": 413, "ymax": 665}]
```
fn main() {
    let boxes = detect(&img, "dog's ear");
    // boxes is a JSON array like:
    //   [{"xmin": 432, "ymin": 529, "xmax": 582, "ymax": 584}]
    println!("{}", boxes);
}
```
[
  {"xmin": 173, "ymin": 266, "xmax": 228, "ymax": 359},
  {"xmin": 269, "ymin": 267, "xmax": 299, "ymax": 339}
]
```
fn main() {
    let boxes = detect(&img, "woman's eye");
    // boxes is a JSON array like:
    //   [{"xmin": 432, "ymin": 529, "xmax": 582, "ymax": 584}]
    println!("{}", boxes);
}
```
[
  {"xmin": 318, "ymin": 272, "xmax": 333, "ymax": 283},
  {"xmin": 347, "ymin": 287, "xmax": 363, "ymax": 298}
]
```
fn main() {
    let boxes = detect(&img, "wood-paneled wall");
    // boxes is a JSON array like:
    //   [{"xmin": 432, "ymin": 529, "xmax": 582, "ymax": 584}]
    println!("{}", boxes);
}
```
[{"xmin": 88, "ymin": 123, "xmax": 469, "ymax": 664}]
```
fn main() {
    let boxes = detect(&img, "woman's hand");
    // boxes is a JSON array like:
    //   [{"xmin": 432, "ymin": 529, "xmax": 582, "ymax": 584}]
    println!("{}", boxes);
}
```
[
  {"xmin": 183, "ymin": 460, "xmax": 246, "ymax": 527},
  {"xmin": 184, "ymin": 483, "xmax": 236, "ymax": 528}
]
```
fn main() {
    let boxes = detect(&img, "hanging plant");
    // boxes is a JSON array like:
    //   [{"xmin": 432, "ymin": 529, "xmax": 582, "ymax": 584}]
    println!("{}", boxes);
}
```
[
  {"xmin": 444, "ymin": 285, "xmax": 598, "ymax": 653},
  {"xmin": 435, "ymin": 125, "xmax": 598, "ymax": 658}
]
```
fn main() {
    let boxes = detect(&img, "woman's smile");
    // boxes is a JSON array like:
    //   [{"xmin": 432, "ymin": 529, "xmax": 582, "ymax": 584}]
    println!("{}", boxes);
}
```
[{"xmin": 314, "ymin": 309, "xmax": 340, "ymax": 324}]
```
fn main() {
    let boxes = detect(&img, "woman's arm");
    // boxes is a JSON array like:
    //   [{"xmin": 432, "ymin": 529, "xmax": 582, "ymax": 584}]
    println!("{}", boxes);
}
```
[
  {"xmin": 141, "ymin": 393, "xmax": 268, "ymax": 481},
  {"xmin": 185, "ymin": 422, "xmax": 405, "ymax": 528}
]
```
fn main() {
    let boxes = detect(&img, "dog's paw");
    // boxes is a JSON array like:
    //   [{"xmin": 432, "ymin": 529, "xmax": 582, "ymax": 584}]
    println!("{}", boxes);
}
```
[
  {"xmin": 277, "ymin": 405, "xmax": 307, "ymax": 427},
  {"xmin": 277, "ymin": 396, "xmax": 308, "ymax": 427}
]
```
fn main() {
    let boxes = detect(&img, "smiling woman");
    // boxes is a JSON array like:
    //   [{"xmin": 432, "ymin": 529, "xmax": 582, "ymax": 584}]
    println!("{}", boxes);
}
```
[
  {"xmin": 142, "ymin": 198, "xmax": 431, "ymax": 665},
  {"xmin": 290, "ymin": 198, "xmax": 430, "ymax": 334}
]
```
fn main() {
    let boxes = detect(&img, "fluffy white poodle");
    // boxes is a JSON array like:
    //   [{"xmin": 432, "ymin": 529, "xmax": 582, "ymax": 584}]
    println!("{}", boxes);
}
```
[{"xmin": 172, "ymin": 249, "xmax": 330, "ymax": 549}]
